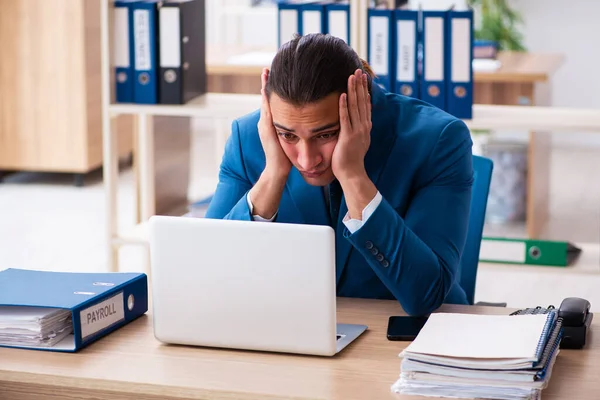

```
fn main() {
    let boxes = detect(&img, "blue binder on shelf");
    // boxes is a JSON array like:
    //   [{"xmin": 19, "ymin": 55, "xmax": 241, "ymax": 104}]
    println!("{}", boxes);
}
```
[
  {"xmin": 301, "ymin": 2, "xmax": 326, "ymax": 35},
  {"xmin": 420, "ymin": 10, "xmax": 446, "ymax": 110},
  {"xmin": 131, "ymin": 0, "xmax": 160, "ymax": 104},
  {"xmin": 445, "ymin": 8, "xmax": 474, "ymax": 119},
  {"xmin": 277, "ymin": 1, "xmax": 302, "ymax": 48},
  {"xmin": 0, "ymin": 268, "xmax": 148, "ymax": 352},
  {"xmin": 325, "ymin": 1, "xmax": 350, "ymax": 45},
  {"xmin": 394, "ymin": 8, "xmax": 419, "ymax": 98},
  {"xmin": 367, "ymin": 7, "xmax": 395, "ymax": 92},
  {"xmin": 113, "ymin": 0, "xmax": 138, "ymax": 103}
]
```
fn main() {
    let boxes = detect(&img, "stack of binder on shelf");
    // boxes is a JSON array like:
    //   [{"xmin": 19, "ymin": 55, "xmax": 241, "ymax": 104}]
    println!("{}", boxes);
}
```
[
  {"xmin": 392, "ymin": 311, "xmax": 563, "ymax": 400},
  {"xmin": 277, "ymin": 0, "xmax": 351, "ymax": 47},
  {"xmin": 113, "ymin": 0, "xmax": 207, "ymax": 105},
  {"xmin": 367, "ymin": 3, "xmax": 474, "ymax": 119},
  {"xmin": 0, "ymin": 268, "xmax": 148, "ymax": 352}
]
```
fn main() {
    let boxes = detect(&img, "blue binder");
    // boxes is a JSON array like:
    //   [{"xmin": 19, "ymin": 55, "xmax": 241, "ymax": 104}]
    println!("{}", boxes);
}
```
[
  {"xmin": 394, "ymin": 9, "xmax": 419, "ymax": 98},
  {"xmin": 0, "ymin": 268, "xmax": 148, "ymax": 352},
  {"xmin": 325, "ymin": 1, "xmax": 350, "ymax": 45},
  {"xmin": 114, "ymin": 0, "xmax": 138, "ymax": 103},
  {"xmin": 131, "ymin": 0, "xmax": 160, "ymax": 104},
  {"xmin": 445, "ymin": 8, "xmax": 474, "ymax": 119},
  {"xmin": 367, "ymin": 8, "xmax": 395, "ymax": 92},
  {"xmin": 420, "ymin": 10, "xmax": 446, "ymax": 110},
  {"xmin": 278, "ymin": 1, "xmax": 302, "ymax": 48}
]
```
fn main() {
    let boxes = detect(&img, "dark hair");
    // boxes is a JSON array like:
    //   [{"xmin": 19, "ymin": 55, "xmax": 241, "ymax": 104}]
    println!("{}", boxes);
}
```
[{"xmin": 265, "ymin": 33, "xmax": 374, "ymax": 106}]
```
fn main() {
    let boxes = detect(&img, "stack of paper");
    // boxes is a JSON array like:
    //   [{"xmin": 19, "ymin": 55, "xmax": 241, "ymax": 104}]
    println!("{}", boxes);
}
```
[
  {"xmin": 0, "ymin": 306, "xmax": 73, "ymax": 348},
  {"xmin": 391, "ymin": 311, "xmax": 562, "ymax": 400}
]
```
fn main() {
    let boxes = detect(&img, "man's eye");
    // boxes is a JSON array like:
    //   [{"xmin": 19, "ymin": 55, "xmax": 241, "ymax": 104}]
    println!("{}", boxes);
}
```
[
  {"xmin": 278, "ymin": 132, "xmax": 296, "ymax": 141},
  {"xmin": 317, "ymin": 131, "xmax": 338, "ymax": 140}
]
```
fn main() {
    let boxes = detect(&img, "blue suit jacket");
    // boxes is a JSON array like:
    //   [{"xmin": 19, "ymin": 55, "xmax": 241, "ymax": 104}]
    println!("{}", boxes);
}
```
[{"xmin": 205, "ymin": 84, "xmax": 474, "ymax": 316}]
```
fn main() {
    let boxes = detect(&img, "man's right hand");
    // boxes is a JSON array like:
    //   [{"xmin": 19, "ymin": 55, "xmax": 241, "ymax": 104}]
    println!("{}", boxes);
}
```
[
  {"xmin": 259, "ymin": 68, "xmax": 292, "ymax": 178},
  {"xmin": 247, "ymin": 68, "xmax": 291, "ymax": 219}
]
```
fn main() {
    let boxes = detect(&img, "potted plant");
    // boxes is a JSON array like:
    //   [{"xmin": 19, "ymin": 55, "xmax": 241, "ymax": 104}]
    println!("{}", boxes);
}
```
[{"xmin": 467, "ymin": 0, "xmax": 526, "ymax": 55}]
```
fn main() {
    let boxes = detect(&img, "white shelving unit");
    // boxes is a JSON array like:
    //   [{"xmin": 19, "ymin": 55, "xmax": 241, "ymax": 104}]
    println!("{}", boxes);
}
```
[{"xmin": 100, "ymin": 0, "xmax": 600, "ymax": 273}]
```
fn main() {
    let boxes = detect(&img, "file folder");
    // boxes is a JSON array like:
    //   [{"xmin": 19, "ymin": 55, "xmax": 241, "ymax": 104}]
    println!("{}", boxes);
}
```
[
  {"xmin": 394, "ymin": 9, "xmax": 419, "ymax": 98},
  {"xmin": 278, "ymin": 1, "xmax": 302, "ymax": 47},
  {"xmin": 420, "ymin": 10, "xmax": 446, "ymax": 110},
  {"xmin": 113, "ymin": 0, "xmax": 138, "ymax": 103},
  {"xmin": 132, "ymin": 0, "xmax": 160, "ymax": 104},
  {"xmin": 479, "ymin": 238, "xmax": 582, "ymax": 267},
  {"xmin": 301, "ymin": 2, "xmax": 326, "ymax": 35},
  {"xmin": 445, "ymin": 8, "xmax": 474, "ymax": 119},
  {"xmin": 367, "ymin": 8, "xmax": 394, "ymax": 92},
  {"xmin": 158, "ymin": 0, "xmax": 207, "ymax": 104},
  {"xmin": 325, "ymin": 1, "xmax": 350, "ymax": 45},
  {"xmin": 0, "ymin": 268, "xmax": 148, "ymax": 352}
]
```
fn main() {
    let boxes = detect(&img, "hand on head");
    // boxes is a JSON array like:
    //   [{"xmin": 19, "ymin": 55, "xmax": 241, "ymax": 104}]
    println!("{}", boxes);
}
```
[{"xmin": 331, "ymin": 69, "xmax": 373, "ymax": 183}]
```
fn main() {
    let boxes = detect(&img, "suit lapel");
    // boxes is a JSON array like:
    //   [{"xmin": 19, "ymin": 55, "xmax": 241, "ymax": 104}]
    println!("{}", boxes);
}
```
[{"xmin": 335, "ymin": 84, "xmax": 397, "ymax": 285}]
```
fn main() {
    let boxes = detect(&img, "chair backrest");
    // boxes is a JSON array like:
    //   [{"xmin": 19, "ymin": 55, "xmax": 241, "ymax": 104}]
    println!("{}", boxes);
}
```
[{"xmin": 459, "ymin": 155, "xmax": 493, "ymax": 305}]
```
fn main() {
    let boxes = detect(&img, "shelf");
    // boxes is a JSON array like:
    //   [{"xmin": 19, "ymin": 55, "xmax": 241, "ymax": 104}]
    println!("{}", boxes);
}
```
[{"xmin": 109, "ymin": 93, "xmax": 261, "ymax": 118}]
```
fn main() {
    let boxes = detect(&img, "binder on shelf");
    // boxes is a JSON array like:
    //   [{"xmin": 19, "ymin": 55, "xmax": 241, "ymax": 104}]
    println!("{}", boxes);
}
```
[
  {"xmin": 325, "ymin": 1, "xmax": 350, "ymax": 45},
  {"xmin": 113, "ymin": 0, "xmax": 138, "ymax": 103},
  {"xmin": 445, "ymin": 7, "xmax": 474, "ymax": 119},
  {"xmin": 132, "ymin": 0, "xmax": 160, "ymax": 104},
  {"xmin": 394, "ymin": 8, "xmax": 419, "ymax": 98},
  {"xmin": 479, "ymin": 237, "xmax": 582, "ymax": 267},
  {"xmin": 278, "ymin": 1, "xmax": 302, "ymax": 48},
  {"xmin": 158, "ymin": 0, "xmax": 207, "ymax": 105},
  {"xmin": 0, "ymin": 268, "xmax": 148, "ymax": 352},
  {"xmin": 420, "ymin": 10, "xmax": 446, "ymax": 110},
  {"xmin": 301, "ymin": 2, "xmax": 326, "ymax": 35},
  {"xmin": 367, "ymin": 7, "xmax": 395, "ymax": 92}
]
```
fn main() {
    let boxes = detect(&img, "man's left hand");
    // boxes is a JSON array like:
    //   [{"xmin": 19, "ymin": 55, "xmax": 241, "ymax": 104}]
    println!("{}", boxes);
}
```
[{"xmin": 331, "ymin": 69, "xmax": 372, "ymax": 183}]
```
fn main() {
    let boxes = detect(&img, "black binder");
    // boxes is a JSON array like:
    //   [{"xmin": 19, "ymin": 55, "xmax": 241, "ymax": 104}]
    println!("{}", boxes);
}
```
[{"xmin": 158, "ymin": 0, "xmax": 207, "ymax": 104}]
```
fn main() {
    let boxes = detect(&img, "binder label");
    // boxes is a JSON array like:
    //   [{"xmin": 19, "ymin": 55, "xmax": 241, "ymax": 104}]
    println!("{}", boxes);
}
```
[
  {"xmin": 279, "ymin": 9, "xmax": 298, "ymax": 47},
  {"xmin": 134, "ymin": 9, "xmax": 152, "ymax": 70},
  {"xmin": 113, "ymin": 7, "xmax": 130, "ymax": 68},
  {"xmin": 303, "ymin": 10, "xmax": 323, "ymax": 35},
  {"xmin": 159, "ymin": 7, "xmax": 181, "ymax": 68},
  {"xmin": 480, "ymin": 240, "xmax": 526, "ymax": 263},
  {"xmin": 328, "ymin": 10, "xmax": 348, "ymax": 43},
  {"xmin": 369, "ymin": 16, "xmax": 389, "ymax": 76},
  {"xmin": 80, "ymin": 292, "xmax": 125, "ymax": 339},
  {"xmin": 424, "ymin": 17, "xmax": 444, "ymax": 81},
  {"xmin": 451, "ymin": 18, "xmax": 471, "ymax": 83},
  {"xmin": 397, "ymin": 20, "xmax": 416, "ymax": 81}
]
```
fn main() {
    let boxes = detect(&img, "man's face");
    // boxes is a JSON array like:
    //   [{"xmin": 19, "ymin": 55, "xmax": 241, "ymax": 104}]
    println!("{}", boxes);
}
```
[{"xmin": 269, "ymin": 92, "xmax": 340, "ymax": 186}]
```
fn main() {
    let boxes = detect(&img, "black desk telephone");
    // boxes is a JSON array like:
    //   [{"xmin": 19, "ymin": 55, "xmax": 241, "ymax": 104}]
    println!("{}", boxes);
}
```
[{"xmin": 510, "ymin": 297, "xmax": 593, "ymax": 349}]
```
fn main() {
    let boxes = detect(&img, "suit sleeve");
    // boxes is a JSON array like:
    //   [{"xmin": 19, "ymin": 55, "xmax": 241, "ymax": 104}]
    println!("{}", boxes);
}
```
[
  {"xmin": 204, "ymin": 120, "xmax": 254, "ymax": 220},
  {"xmin": 344, "ymin": 120, "xmax": 474, "ymax": 316}
]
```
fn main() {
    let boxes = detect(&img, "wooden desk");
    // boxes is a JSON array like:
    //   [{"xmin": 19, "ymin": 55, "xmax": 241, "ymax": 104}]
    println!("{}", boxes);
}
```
[{"xmin": 0, "ymin": 298, "xmax": 597, "ymax": 400}]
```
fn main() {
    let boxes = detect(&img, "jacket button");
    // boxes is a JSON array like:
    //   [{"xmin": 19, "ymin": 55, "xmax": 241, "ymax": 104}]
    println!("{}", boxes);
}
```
[
  {"xmin": 365, "ymin": 241, "xmax": 374, "ymax": 250},
  {"xmin": 370, "ymin": 247, "xmax": 379, "ymax": 255},
  {"xmin": 381, "ymin": 260, "xmax": 390, "ymax": 268},
  {"xmin": 376, "ymin": 254, "xmax": 384, "ymax": 262}
]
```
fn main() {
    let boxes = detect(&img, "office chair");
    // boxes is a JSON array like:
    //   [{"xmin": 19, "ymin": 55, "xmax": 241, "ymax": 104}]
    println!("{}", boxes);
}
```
[{"xmin": 457, "ymin": 155, "xmax": 503, "ymax": 306}]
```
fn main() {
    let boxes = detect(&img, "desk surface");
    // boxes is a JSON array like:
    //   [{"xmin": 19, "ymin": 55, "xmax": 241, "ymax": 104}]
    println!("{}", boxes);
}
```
[
  {"xmin": 206, "ymin": 46, "xmax": 564, "ymax": 83},
  {"xmin": 0, "ymin": 298, "xmax": 598, "ymax": 400}
]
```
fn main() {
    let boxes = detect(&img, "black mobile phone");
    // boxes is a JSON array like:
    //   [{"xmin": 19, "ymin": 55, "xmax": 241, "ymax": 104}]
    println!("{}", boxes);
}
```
[{"xmin": 387, "ymin": 315, "xmax": 429, "ymax": 341}]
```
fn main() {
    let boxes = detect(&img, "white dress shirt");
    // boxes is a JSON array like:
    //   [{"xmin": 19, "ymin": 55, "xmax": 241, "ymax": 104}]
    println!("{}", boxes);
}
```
[{"xmin": 247, "ymin": 190, "xmax": 382, "ymax": 234}]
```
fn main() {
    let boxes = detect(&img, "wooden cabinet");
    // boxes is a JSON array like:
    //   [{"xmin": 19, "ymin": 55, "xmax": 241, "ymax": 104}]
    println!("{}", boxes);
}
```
[{"xmin": 0, "ymin": 0, "xmax": 132, "ymax": 179}]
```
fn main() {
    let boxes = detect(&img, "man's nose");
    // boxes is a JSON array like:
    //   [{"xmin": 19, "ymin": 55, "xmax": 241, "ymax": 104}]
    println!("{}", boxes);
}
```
[{"xmin": 297, "ymin": 143, "xmax": 322, "ymax": 171}]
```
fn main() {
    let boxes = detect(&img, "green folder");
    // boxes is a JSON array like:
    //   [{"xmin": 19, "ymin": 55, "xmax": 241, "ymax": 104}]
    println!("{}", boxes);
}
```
[{"xmin": 479, "ymin": 237, "xmax": 582, "ymax": 267}]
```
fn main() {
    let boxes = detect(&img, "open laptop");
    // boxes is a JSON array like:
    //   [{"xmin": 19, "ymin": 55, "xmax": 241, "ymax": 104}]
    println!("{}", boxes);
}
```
[{"xmin": 147, "ymin": 215, "xmax": 367, "ymax": 356}]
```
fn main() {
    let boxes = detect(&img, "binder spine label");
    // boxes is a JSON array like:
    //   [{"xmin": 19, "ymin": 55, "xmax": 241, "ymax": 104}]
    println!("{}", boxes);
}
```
[
  {"xmin": 159, "ymin": 7, "xmax": 181, "ymax": 68},
  {"xmin": 424, "ymin": 17, "xmax": 444, "ymax": 81},
  {"xmin": 80, "ymin": 292, "xmax": 125, "ymax": 339},
  {"xmin": 328, "ymin": 10, "xmax": 348, "ymax": 43},
  {"xmin": 369, "ymin": 16, "xmax": 389, "ymax": 76},
  {"xmin": 279, "ymin": 9, "xmax": 298, "ymax": 47},
  {"xmin": 113, "ymin": 7, "xmax": 130, "ymax": 67},
  {"xmin": 397, "ymin": 20, "xmax": 416, "ymax": 82},
  {"xmin": 302, "ymin": 10, "xmax": 323, "ymax": 34},
  {"xmin": 134, "ymin": 9, "xmax": 152, "ymax": 70},
  {"xmin": 451, "ymin": 18, "xmax": 471, "ymax": 82}
]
